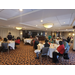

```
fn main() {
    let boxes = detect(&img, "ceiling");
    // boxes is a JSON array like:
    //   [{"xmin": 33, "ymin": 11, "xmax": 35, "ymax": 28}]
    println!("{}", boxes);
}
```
[{"xmin": 0, "ymin": 9, "xmax": 75, "ymax": 32}]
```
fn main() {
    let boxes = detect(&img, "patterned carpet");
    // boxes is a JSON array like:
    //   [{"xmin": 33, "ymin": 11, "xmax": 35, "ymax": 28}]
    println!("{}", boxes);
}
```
[{"xmin": 0, "ymin": 41, "xmax": 75, "ymax": 65}]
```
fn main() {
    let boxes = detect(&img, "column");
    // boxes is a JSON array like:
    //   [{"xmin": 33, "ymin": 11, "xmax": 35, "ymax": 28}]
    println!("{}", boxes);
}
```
[
  {"xmin": 19, "ymin": 30, "xmax": 23, "ymax": 40},
  {"xmin": 73, "ymin": 29, "xmax": 75, "ymax": 51}
]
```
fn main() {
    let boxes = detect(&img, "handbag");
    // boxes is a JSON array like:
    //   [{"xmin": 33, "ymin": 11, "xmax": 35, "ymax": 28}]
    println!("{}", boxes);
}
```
[{"xmin": 63, "ymin": 53, "xmax": 69, "ymax": 59}]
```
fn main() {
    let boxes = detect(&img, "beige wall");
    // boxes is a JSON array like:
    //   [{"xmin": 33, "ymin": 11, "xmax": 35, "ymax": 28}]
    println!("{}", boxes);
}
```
[
  {"xmin": 0, "ymin": 28, "xmax": 20, "ymax": 38},
  {"xmin": 45, "ymin": 31, "xmax": 51, "ymax": 37},
  {"xmin": 61, "ymin": 32, "xmax": 74, "ymax": 39},
  {"xmin": 45, "ymin": 31, "xmax": 74, "ymax": 39}
]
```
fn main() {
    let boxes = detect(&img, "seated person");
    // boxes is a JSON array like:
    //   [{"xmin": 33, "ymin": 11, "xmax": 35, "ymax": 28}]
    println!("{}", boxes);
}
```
[
  {"xmin": 15, "ymin": 37, "xmax": 20, "ymax": 48},
  {"xmin": 0, "ymin": 38, "xmax": 9, "ymax": 52},
  {"xmin": 52, "ymin": 41, "xmax": 65, "ymax": 63},
  {"xmin": 12, "ymin": 36, "xmax": 15, "ymax": 41},
  {"xmin": 35, "ymin": 40, "xmax": 50, "ymax": 59},
  {"xmin": 67, "ymin": 37, "xmax": 71, "ymax": 43},
  {"xmin": 62, "ymin": 39, "xmax": 70, "ymax": 53},
  {"xmin": 44, "ymin": 40, "xmax": 50, "ymax": 47},
  {"xmin": 30, "ymin": 36, "xmax": 32, "ymax": 38},
  {"xmin": 34, "ymin": 37, "xmax": 39, "ymax": 49},
  {"xmin": 0, "ymin": 37, "xmax": 3, "ymax": 51},
  {"xmin": 49, "ymin": 38, "xmax": 54, "ymax": 43},
  {"xmin": 45, "ymin": 37, "xmax": 49, "ymax": 42}
]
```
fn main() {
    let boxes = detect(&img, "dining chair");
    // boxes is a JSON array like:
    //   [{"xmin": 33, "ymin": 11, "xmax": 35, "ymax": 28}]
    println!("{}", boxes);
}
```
[
  {"xmin": 1, "ymin": 43, "xmax": 9, "ymax": 54},
  {"xmin": 40, "ymin": 47, "xmax": 49, "ymax": 65}
]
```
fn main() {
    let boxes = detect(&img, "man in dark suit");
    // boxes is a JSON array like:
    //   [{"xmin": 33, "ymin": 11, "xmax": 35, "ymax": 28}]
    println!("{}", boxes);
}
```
[{"xmin": 7, "ymin": 32, "xmax": 12, "ymax": 40}]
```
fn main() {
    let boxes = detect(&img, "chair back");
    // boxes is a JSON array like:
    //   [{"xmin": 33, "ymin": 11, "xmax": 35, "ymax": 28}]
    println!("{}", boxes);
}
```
[
  {"xmin": 41, "ymin": 47, "xmax": 49, "ymax": 54},
  {"xmin": 2, "ymin": 42, "xmax": 8, "ymax": 49}
]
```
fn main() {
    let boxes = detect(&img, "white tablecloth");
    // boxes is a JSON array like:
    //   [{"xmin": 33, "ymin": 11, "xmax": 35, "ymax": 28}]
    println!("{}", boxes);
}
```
[
  {"xmin": 55, "ymin": 39, "xmax": 62, "ymax": 45},
  {"xmin": 8, "ymin": 41, "xmax": 15, "ymax": 50},
  {"xmin": 35, "ymin": 43, "xmax": 59, "ymax": 58},
  {"xmin": 0, "ymin": 41, "xmax": 15, "ymax": 50},
  {"xmin": 24, "ymin": 39, "xmax": 32, "ymax": 44}
]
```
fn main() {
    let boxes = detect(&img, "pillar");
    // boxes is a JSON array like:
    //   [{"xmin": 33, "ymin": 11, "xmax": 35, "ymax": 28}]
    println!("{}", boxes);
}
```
[
  {"xmin": 19, "ymin": 30, "xmax": 23, "ymax": 40},
  {"xmin": 73, "ymin": 29, "xmax": 75, "ymax": 51}
]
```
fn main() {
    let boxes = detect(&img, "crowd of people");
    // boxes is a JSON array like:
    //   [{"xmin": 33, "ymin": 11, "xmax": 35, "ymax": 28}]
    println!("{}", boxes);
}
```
[
  {"xmin": 0, "ymin": 33, "xmax": 71, "ymax": 63},
  {"xmin": 0, "ymin": 32, "xmax": 20, "ymax": 52},
  {"xmin": 33, "ymin": 34, "xmax": 70, "ymax": 63}
]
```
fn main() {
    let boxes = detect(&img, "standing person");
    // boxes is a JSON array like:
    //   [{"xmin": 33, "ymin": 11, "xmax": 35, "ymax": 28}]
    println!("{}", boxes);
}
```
[
  {"xmin": 49, "ymin": 38, "xmax": 54, "ymax": 43},
  {"xmin": 7, "ymin": 32, "xmax": 12, "ymax": 40},
  {"xmin": 48, "ymin": 34, "xmax": 52, "ymax": 40}
]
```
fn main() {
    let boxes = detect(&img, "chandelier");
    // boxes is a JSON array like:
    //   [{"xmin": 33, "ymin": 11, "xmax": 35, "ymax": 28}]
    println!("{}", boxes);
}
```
[
  {"xmin": 16, "ymin": 27, "xmax": 22, "ymax": 30},
  {"xmin": 43, "ymin": 23, "xmax": 53, "ymax": 28}
]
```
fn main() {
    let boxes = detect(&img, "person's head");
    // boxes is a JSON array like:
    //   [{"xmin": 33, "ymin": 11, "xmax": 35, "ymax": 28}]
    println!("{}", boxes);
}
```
[
  {"xmin": 4, "ymin": 38, "xmax": 7, "ymax": 42},
  {"xmin": 46, "ymin": 37, "xmax": 48, "ymax": 40},
  {"xmin": 59, "ymin": 41, "xmax": 63, "ymax": 45},
  {"xmin": 30, "ymin": 36, "xmax": 32, "ymax": 38},
  {"xmin": 9, "ymin": 32, "xmax": 11, "ymax": 35},
  {"xmin": 45, "ymin": 40, "xmax": 48, "ymax": 43},
  {"xmin": 17, "ymin": 37, "xmax": 20, "ymax": 40}
]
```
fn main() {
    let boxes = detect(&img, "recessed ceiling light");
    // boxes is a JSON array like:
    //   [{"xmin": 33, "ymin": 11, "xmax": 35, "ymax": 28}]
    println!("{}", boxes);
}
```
[
  {"xmin": 41, "ymin": 20, "xmax": 43, "ymax": 22},
  {"xmin": 36, "ymin": 25, "xmax": 37, "ymax": 26},
  {"xmin": 19, "ymin": 9, "xmax": 23, "ymax": 11}
]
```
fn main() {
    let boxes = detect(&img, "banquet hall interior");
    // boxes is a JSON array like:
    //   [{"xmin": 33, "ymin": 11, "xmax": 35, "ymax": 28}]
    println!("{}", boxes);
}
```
[{"xmin": 0, "ymin": 9, "xmax": 75, "ymax": 65}]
